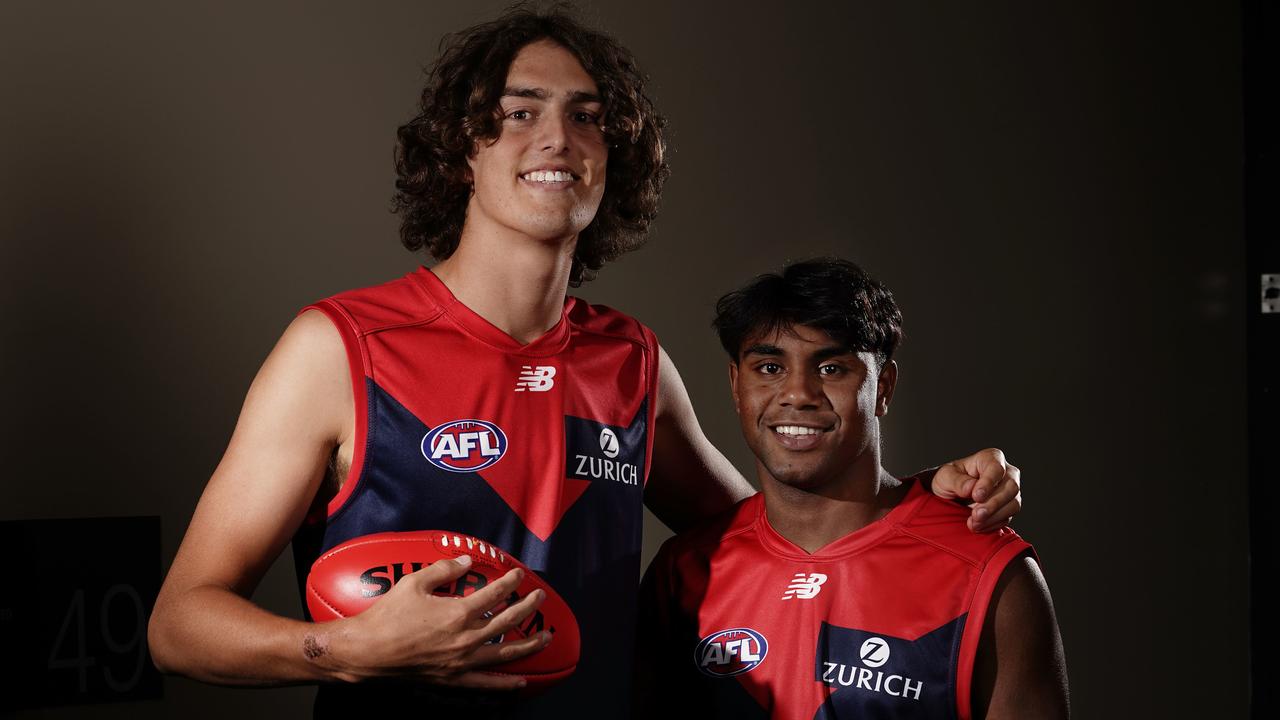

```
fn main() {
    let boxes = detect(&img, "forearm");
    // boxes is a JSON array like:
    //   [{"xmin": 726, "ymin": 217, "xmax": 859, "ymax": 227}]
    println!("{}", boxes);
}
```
[{"xmin": 148, "ymin": 584, "xmax": 347, "ymax": 686}]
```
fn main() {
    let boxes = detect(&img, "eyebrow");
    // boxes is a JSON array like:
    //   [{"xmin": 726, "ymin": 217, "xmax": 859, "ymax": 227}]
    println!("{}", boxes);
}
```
[
  {"xmin": 502, "ymin": 87, "xmax": 603, "ymax": 104},
  {"xmin": 739, "ymin": 344, "xmax": 854, "ymax": 361}
]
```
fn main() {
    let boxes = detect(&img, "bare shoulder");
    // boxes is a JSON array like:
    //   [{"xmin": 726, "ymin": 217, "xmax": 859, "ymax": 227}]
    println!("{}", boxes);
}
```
[
  {"xmin": 973, "ymin": 555, "xmax": 1070, "ymax": 719},
  {"xmin": 263, "ymin": 309, "xmax": 350, "ymax": 399},
  {"xmin": 159, "ymin": 310, "xmax": 353, "ymax": 596}
]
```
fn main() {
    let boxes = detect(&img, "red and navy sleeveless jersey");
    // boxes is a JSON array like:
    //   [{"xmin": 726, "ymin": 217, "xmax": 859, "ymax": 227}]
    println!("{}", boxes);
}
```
[
  {"xmin": 637, "ymin": 480, "xmax": 1031, "ymax": 720},
  {"xmin": 291, "ymin": 267, "xmax": 658, "ymax": 717}
]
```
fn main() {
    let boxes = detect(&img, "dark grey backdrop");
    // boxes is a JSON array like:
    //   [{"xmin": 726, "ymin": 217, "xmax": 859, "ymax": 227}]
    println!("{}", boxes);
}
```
[{"xmin": 1, "ymin": 1, "xmax": 1246, "ymax": 717}]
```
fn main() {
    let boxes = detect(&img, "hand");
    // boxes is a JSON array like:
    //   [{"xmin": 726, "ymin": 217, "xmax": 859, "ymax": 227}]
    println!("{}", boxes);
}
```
[
  {"xmin": 930, "ymin": 448, "xmax": 1022, "ymax": 532},
  {"xmin": 318, "ymin": 555, "xmax": 551, "ymax": 690}
]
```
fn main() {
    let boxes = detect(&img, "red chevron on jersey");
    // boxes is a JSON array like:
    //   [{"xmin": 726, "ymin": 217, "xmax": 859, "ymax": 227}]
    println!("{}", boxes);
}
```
[{"xmin": 639, "ymin": 480, "xmax": 1033, "ymax": 720}]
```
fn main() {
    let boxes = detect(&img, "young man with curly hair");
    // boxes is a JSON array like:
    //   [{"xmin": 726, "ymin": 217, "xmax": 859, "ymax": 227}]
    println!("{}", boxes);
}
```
[{"xmin": 148, "ymin": 7, "xmax": 1023, "ymax": 717}]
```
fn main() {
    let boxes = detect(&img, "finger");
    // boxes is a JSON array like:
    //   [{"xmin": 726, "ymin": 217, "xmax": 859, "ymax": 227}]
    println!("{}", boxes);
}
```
[
  {"xmin": 468, "ymin": 628, "xmax": 553, "ymax": 666},
  {"xmin": 406, "ymin": 554, "xmax": 478, "ymax": 590},
  {"xmin": 469, "ymin": 588, "xmax": 545, "ymax": 643},
  {"xmin": 457, "ymin": 567, "xmax": 526, "ymax": 616},
  {"xmin": 966, "ymin": 449, "xmax": 1009, "ymax": 503},
  {"xmin": 969, "ymin": 462, "xmax": 1020, "ymax": 528},
  {"xmin": 968, "ymin": 491, "xmax": 1022, "ymax": 532},
  {"xmin": 431, "ymin": 669, "xmax": 528, "ymax": 691},
  {"xmin": 975, "ymin": 462, "xmax": 1019, "ymax": 508}
]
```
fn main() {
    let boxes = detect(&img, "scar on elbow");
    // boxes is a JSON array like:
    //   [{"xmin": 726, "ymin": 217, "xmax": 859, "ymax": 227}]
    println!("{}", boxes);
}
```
[{"xmin": 303, "ymin": 634, "xmax": 328, "ymax": 661}]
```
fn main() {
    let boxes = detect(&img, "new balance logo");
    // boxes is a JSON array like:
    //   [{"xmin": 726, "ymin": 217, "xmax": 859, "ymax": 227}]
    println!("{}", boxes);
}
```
[
  {"xmin": 515, "ymin": 365, "xmax": 556, "ymax": 392},
  {"xmin": 781, "ymin": 572, "xmax": 828, "ymax": 600}
]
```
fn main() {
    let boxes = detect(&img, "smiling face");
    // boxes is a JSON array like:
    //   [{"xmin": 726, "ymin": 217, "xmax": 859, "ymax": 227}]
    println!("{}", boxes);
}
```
[
  {"xmin": 464, "ymin": 39, "xmax": 608, "ymax": 243},
  {"xmin": 730, "ymin": 324, "xmax": 897, "ymax": 494}
]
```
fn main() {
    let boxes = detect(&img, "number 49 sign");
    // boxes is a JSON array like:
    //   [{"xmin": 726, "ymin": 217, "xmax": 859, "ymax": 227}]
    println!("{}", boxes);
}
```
[{"xmin": 0, "ymin": 517, "xmax": 162, "ymax": 708}]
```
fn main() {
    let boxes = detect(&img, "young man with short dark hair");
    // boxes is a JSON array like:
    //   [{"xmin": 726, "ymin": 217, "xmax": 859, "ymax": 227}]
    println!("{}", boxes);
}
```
[
  {"xmin": 148, "ymin": 8, "xmax": 1025, "ymax": 717},
  {"xmin": 638, "ymin": 258, "xmax": 1068, "ymax": 719}
]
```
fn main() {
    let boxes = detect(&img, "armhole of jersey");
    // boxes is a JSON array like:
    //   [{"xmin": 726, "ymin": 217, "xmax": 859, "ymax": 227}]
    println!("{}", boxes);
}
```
[
  {"xmin": 641, "ymin": 324, "xmax": 660, "ymax": 488},
  {"xmin": 954, "ymin": 540, "xmax": 1036, "ymax": 720},
  {"xmin": 300, "ymin": 300, "xmax": 370, "ymax": 521}
]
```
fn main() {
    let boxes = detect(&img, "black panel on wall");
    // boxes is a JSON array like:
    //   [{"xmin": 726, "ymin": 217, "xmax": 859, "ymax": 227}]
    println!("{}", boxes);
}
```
[{"xmin": 1244, "ymin": 0, "xmax": 1278, "ymax": 717}]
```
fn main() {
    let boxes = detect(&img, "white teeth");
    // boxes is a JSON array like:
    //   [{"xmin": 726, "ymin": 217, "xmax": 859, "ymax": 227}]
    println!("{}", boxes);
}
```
[
  {"xmin": 522, "ymin": 170, "xmax": 573, "ymax": 182},
  {"xmin": 775, "ymin": 425, "xmax": 821, "ymax": 437}
]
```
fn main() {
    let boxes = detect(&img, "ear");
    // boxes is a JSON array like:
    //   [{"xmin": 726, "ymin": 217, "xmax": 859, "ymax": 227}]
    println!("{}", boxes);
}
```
[
  {"xmin": 728, "ymin": 360, "xmax": 741, "ymax": 414},
  {"xmin": 875, "ymin": 360, "xmax": 898, "ymax": 417}
]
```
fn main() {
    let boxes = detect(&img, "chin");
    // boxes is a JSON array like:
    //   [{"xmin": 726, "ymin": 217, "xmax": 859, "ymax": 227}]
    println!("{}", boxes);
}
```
[
  {"xmin": 766, "ymin": 466, "xmax": 826, "ymax": 491},
  {"xmin": 515, "ymin": 212, "xmax": 589, "ymax": 240}
]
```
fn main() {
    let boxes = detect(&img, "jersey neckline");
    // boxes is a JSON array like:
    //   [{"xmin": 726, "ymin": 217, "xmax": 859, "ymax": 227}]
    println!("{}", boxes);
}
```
[
  {"xmin": 751, "ymin": 478, "xmax": 928, "ymax": 561},
  {"xmin": 411, "ymin": 266, "xmax": 574, "ymax": 356}
]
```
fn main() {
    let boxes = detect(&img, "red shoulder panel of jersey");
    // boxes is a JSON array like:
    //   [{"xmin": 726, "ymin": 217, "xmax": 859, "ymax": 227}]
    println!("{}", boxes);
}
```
[
  {"xmin": 657, "ymin": 492, "xmax": 762, "ymax": 573},
  {"xmin": 314, "ymin": 270, "xmax": 443, "ymax": 334},
  {"xmin": 565, "ymin": 297, "xmax": 655, "ymax": 343},
  {"xmin": 896, "ymin": 487, "xmax": 1030, "ymax": 568}
]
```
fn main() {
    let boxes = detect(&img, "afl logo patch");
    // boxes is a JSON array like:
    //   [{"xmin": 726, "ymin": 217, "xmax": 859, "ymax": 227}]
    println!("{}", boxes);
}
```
[
  {"xmin": 422, "ymin": 419, "xmax": 508, "ymax": 473},
  {"xmin": 694, "ymin": 628, "xmax": 768, "ymax": 677}
]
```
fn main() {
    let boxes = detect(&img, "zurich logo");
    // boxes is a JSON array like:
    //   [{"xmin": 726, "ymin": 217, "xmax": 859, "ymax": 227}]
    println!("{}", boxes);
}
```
[
  {"xmin": 598, "ymin": 427, "xmax": 620, "ymax": 458},
  {"xmin": 859, "ymin": 637, "xmax": 890, "ymax": 668},
  {"xmin": 694, "ymin": 627, "xmax": 768, "ymax": 677},
  {"xmin": 422, "ymin": 419, "xmax": 508, "ymax": 473}
]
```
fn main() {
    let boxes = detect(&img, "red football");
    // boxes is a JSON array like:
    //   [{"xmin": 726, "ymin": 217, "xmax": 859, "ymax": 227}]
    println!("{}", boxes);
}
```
[{"xmin": 305, "ymin": 530, "xmax": 579, "ymax": 687}]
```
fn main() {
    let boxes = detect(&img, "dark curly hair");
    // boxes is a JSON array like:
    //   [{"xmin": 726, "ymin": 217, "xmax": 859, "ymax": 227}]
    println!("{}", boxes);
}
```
[
  {"xmin": 713, "ymin": 258, "xmax": 904, "ymax": 366},
  {"xmin": 393, "ymin": 4, "xmax": 669, "ymax": 286}
]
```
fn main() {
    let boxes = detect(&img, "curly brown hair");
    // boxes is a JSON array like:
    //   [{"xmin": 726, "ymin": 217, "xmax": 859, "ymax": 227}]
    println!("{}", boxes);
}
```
[{"xmin": 392, "ymin": 4, "xmax": 669, "ymax": 286}]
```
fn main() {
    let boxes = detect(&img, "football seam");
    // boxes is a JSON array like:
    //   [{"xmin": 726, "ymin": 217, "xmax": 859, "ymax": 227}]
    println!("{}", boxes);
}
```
[{"xmin": 315, "ymin": 533, "xmax": 511, "ymax": 567}]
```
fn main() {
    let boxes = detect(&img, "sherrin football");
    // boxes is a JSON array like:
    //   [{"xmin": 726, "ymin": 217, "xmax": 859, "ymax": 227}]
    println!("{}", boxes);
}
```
[{"xmin": 305, "ymin": 530, "xmax": 580, "ymax": 686}]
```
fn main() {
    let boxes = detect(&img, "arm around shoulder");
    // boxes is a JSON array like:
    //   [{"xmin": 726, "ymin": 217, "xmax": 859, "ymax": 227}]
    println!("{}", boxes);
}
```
[
  {"xmin": 645, "ymin": 346, "xmax": 755, "ymax": 533},
  {"xmin": 972, "ymin": 554, "xmax": 1070, "ymax": 719}
]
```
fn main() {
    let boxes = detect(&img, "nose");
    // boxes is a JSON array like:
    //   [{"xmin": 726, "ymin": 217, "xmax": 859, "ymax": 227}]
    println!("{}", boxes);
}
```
[
  {"xmin": 538, "ymin": 112, "xmax": 570, "ymax": 153},
  {"xmin": 779, "ymin": 369, "xmax": 823, "ymax": 410}
]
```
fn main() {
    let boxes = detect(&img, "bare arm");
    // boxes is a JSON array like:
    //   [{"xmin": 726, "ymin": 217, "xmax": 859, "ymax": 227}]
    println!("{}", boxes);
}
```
[
  {"xmin": 147, "ymin": 311, "xmax": 546, "ymax": 689},
  {"xmin": 645, "ymin": 346, "xmax": 755, "ymax": 532},
  {"xmin": 972, "ymin": 555, "xmax": 1070, "ymax": 719}
]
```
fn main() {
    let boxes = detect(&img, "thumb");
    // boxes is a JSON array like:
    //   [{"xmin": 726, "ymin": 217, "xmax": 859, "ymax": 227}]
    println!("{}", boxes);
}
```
[{"xmin": 929, "ymin": 462, "xmax": 971, "ymax": 500}]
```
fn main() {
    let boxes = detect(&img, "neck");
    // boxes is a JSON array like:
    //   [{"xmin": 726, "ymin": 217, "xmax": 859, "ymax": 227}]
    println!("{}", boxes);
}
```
[
  {"xmin": 432, "ymin": 219, "xmax": 577, "ymax": 344},
  {"xmin": 760, "ymin": 450, "xmax": 908, "ymax": 554}
]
